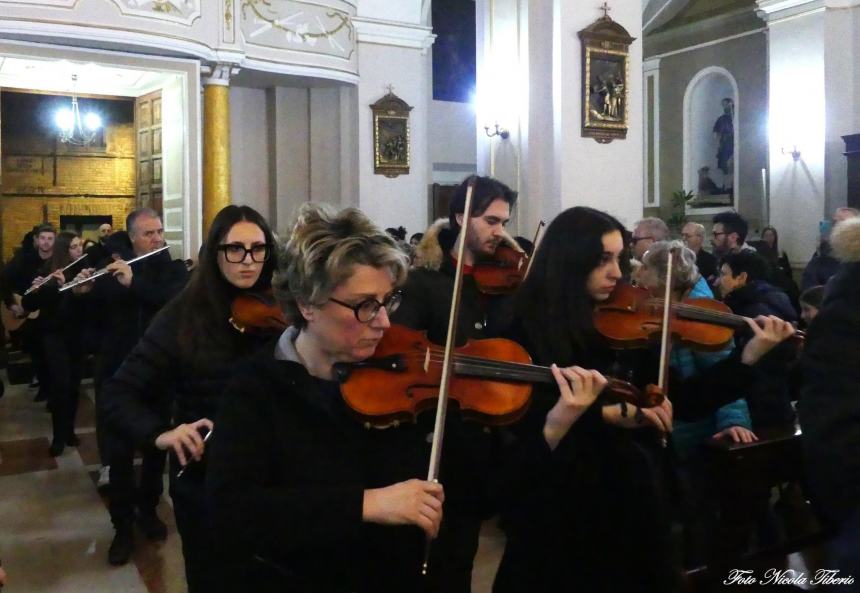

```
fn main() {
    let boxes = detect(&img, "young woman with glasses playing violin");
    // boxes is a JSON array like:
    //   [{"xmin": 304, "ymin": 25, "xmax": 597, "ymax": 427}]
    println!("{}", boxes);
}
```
[
  {"xmin": 101, "ymin": 205, "xmax": 277, "ymax": 592},
  {"xmin": 205, "ymin": 203, "xmax": 444, "ymax": 593}
]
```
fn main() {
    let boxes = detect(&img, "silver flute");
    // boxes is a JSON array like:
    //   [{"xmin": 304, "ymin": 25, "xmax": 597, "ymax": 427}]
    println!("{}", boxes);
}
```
[
  {"xmin": 59, "ymin": 245, "xmax": 170, "ymax": 292},
  {"xmin": 23, "ymin": 253, "xmax": 89, "ymax": 295}
]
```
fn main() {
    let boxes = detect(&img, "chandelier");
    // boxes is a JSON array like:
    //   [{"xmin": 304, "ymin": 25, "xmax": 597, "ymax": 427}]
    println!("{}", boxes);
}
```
[{"xmin": 54, "ymin": 74, "xmax": 102, "ymax": 146}]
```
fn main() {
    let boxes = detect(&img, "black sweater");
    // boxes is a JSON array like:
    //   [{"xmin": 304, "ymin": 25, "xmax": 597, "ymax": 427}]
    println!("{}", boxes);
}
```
[
  {"xmin": 798, "ymin": 262, "xmax": 860, "ymax": 525},
  {"xmin": 205, "ymin": 346, "xmax": 435, "ymax": 593},
  {"xmin": 101, "ymin": 299, "xmax": 270, "ymax": 474}
]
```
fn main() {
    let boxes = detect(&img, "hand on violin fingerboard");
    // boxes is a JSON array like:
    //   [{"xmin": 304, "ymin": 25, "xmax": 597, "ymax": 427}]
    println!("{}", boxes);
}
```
[
  {"xmin": 543, "ymin": 365, "xmax": 608, "ymax": 450},
  {"xmin": 740, "ymin": 315, "xmax": 796, "ymax": 366}
]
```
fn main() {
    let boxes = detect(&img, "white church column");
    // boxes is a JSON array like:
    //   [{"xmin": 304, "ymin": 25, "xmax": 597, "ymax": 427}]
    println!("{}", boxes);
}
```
[
  {"xmin": 352, "ymin": 4, "xmax": 435, "ymax": 235},
  {"xmin": 758, "ymin": 0, "xmax": 860, "ymax": 265}
]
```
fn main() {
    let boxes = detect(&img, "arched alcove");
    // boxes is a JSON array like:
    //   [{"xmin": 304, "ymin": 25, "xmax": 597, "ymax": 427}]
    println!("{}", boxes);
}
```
[{"xmin": 683, "ymin": 66, "xmax": 739, "ymax": 213}]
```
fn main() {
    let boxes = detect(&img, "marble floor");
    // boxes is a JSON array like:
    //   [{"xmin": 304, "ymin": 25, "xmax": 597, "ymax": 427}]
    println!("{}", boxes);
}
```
[{"xmin": 0, "ymin": 372, "xmax": 505, "ymax": 593}]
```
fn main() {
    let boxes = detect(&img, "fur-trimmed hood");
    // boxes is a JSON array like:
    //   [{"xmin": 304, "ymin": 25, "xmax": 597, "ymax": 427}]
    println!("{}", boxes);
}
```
[
  {"xmin": 411, "ymin": 218, "xmax": 523, "ymax": 271},
  {"xmin": 832, "ymin": 217, "xmax": 860, "ymax": 263}
]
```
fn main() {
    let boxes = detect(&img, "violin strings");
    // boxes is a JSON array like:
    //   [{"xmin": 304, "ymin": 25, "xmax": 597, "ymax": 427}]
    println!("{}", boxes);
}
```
[
  {"xmin": 398, "ymin": 352, "xmax": 554, "ymax": 383},
  {"xmin": 643, "ymin": 298, "xmax": 746, "ymax": 326}
]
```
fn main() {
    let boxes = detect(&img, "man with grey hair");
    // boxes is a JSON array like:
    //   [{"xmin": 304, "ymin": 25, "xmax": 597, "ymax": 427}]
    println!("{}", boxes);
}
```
[
  {"xmin": 73, "ymin": 206, "xmax": 188, "ymax": 566},
  {"xmin": 631, "ymin": 217, "xmax": 669, "ymax": 261},
  {"xmin": 681, "ymin": 221, "xmax": 718, "ymax": 281}
]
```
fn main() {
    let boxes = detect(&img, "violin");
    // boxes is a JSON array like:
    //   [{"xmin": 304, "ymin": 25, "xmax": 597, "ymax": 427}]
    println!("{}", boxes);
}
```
[
  {"xmin": 229, "ymin": 290, "xmax": 288, "ymax": 336},
  {"xmin": 333, "ymin": 324, "xmax": 662, "ymax": 429},
  {"xmin": 471, "ymin": 220, "xmax": 544, "ymax": 294},
  {"xmin": 594, "ymin": 283, "xmax": 804, "ymax": 352},
  {"xmin": 472, "ymin": 244, "xmax": 529, "ymax": 295}
]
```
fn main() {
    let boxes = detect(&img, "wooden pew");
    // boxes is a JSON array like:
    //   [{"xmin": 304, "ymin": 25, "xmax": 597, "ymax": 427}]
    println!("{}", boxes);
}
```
[{"xmin": 682, "ymin": 426, "xmax": 830, "ymax": 591}]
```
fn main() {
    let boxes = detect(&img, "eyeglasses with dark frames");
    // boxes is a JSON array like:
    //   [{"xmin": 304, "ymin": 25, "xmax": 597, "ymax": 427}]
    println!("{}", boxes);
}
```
[
  {"xmin": 328, "ymin": 290, "xmax": 403, "ymax": 323},
  {"xmin": 712, "ymin": 232, "xmax": 727, "ymax": 238},
  {"xmin": 218, "ymin": 243, "xmax": 270, "ymax": 263},
  {"xmin": 630, "ymin": 236, "xmax": 654, "ymax": 244}
]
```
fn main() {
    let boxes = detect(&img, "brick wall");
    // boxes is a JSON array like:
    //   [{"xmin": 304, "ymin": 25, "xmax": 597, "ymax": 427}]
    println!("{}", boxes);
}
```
[{"xmin": 1, "ymin": 123, "xmax": 137, "ymax": 262}]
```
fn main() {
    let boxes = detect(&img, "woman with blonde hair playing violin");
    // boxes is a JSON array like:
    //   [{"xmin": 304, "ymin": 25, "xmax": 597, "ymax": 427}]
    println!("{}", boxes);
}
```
[{"xmin": 205, "ymin": 204, "xmax": 445, "ymax": 593}]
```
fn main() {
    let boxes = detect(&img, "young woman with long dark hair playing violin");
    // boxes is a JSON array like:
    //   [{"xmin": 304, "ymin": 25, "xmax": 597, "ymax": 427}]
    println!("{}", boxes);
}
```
[
  {"xmin": 492, "ymin": 206, "xmax": 796, "ymax": 593},
  {"xmin": 205, "ymin": 204, "xmax": 446, "ymax": 593},
  {"xmin": 101, "ymin": 205, "xmax": 277, "ymax": 592}
]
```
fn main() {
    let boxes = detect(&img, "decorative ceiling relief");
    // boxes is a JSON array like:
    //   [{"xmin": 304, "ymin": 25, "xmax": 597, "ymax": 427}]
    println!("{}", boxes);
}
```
[
  {"xmin": 224, "ymin": 0, "xmax": 236, "ymax": 43},
  {"xmin": 240, "ymin": 0, "xmax": 355, "ymax": 60},
  {"xmin": 109, "ymin": 0, "xmax": 201, "ymax": 26}
]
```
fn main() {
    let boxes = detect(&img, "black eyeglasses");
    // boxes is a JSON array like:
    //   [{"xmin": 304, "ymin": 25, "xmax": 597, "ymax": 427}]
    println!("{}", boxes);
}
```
[
  {"xmin": 328, "ymin": 290, "xmax": 403, "ymax": 323},
  {"xmin": 630, "ymin": 236, "xmax": 653, "ymax": 244},
  {"xmin": 218, "ymin": 243, "xmax": 270, "ymax": 263},
  {"xmin": 712, "ymin": 232, "xmax": 727, "ymax": 238}
]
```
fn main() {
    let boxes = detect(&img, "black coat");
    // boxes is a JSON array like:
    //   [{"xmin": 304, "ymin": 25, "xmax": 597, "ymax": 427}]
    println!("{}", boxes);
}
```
[
  {"xmin": 695, "ymin": 248, "xmax": 718, "ymax": 282},
  {"xmin": 491, "ymin": 326, "xmax": 677, "ymax": 593},
  {"xmin": 802, "ymin": 243, "xmax": 841, "ymax": 290},
  {"xmin": 205, "ymin": 347, "xmax": 435, "ymax": 593},
  {"xmin": 1, "ymin": 249, "xmax": 45, "ymax": 306},
  {"xmin": 798, "ymin": 261, "xmax": 860, "ymax": 525},
  {"xmin": 101, "ymin": 299, "xmax": 271, "ymax": 476},
  {"xmin": 394, "ymin": 222, "xmax": 515, "ymax": 343},
  {"xmin": 85, "ymin": 245, "xmax": 188, "ymax": 378},
  {"xmin": 723, "ymin": 280, "xmax": 798, "ymax": 429}
]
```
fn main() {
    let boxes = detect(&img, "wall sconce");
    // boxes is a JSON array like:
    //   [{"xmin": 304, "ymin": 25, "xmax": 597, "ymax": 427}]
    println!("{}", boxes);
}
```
[
  {"xmin": 782, "ymin": 146, "xmax": 801, "ymax": 161},
  {"xmin": 484, "ymin": 123, "xmax": 509, "ymax": 140}
]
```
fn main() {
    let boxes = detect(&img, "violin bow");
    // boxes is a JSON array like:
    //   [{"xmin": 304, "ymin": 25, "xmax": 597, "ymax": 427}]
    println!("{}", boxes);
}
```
[
  {"xmin": 421, "ymin": 179, "xmax": 475, "ymax": 575},
  {"xmin": 654, "ymin": 251, "xmax": 674, "ymax": 447},
  {"xmin": 523, "ymin": 220, "xmax": 545, "ymax": 279}
]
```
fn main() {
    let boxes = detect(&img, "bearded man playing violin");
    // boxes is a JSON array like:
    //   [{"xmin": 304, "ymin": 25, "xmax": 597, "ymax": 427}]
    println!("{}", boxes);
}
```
[{"xmin": 392, "ymin": 175, "xmax": 522, "ymax": 592}]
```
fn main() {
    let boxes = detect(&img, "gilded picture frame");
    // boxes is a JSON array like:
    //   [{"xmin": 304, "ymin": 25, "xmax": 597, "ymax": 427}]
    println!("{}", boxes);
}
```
[
  {"xmin": 371, "ymin": 90, "xmax": 413, "ymax": 178},
  {"xmin": 579, "ymin": 14, "xmax": 636, "ymax": 144}
]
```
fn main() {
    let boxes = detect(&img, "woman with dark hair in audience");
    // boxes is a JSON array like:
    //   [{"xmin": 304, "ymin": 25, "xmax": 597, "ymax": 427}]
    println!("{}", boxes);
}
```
[
  {"xmin": 101, "ymin": 205, "xmax": 276, "ymax": 593},
  {"xmin": 491, "ymin": 207, "xmax": 796, "ymax": 593},
  {"xmin": 22, "ymin": 231, "xmax": 86, "ymax": 456},
  {"xmin": 759, "ymin": 225, "xmax": 800, "ymax": 311}
]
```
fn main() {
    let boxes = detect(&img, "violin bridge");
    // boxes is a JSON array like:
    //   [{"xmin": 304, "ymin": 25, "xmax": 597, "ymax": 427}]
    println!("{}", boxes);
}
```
[{"xmin": 424, "ymin": 347, "xmax": 431, "ymax": 373}]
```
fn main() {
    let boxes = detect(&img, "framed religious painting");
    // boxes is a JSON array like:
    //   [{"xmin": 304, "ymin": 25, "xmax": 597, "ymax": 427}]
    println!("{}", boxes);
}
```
[
  {"xmin": 371, "ymin": 89, "xmax": 413, "ymax": 178},
  {"xmin": 578, "ymin": 8, "xmax": 636, "ymax": 143}
]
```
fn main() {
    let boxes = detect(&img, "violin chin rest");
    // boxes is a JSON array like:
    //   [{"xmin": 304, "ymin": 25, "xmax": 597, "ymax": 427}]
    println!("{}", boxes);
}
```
[{"xmin": 332, "ymin": 363, "xmax": 352, "ymax": 383}]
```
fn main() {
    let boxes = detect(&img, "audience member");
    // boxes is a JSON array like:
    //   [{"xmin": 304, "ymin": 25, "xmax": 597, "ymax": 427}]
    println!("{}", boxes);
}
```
[
  {"xmin": 681, "ymin": 221, "xmax": 718, "ymax": 281},
  {"xmin": 798, "ymin": 216, "xmax": 860, "ymax": 585},
  {"xmin": 630, "ymin": 217, "xmax": 669, "ymax": 261}
]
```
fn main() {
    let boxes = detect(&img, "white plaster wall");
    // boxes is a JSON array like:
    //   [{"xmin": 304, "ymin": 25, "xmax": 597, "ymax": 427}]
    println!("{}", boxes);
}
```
[
  {"xmin": 823, "ymin": 5, "xmax": 860, "ymax": 213},
  {"xmin": 356, "ymin": 41, "xmax": 431, "ymax": 236},
  {"xmin": 475, "ymin": 0, "xmax": 529, "ymax": 234},
  {"xmin": 429, "ymin": 100, "xmax": 477, "ymax": 184},
  {"xmin": 767, "ymin": 11, "xmax": 825, "ymax": 264},
  {"xmin": 557, "ymin": 0, "xmax": 644, "ymax": 229},
  {"xmin": 161, "ymin": 74, "xmax": 187, "ymax": 257},
  {"xmin": 309, "ymin": 87, "xmax": 342, "ymax": 204},
  {"xmin": 357, "ymin": 0, "xmax": 424, "ymax": 24},
  {"xmin": 339, "ymin": 84, "xmax": 360, "ymax": 209},
  {"xmin": 229, "ymin": 86, "xmax": 271, "ymax": 220},
  {"xmin": 268, "ymin": 87, "xmax": 310, "ymax": 231}
]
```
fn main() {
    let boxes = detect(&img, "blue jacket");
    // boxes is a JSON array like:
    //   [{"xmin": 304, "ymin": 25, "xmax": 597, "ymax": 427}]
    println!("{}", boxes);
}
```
[{"xmin": 672, "ymin": 277, "xmax": 753, "ymax": 459}]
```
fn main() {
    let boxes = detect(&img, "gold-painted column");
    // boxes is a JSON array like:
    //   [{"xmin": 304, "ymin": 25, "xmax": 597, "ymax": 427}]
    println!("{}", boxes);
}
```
[{"xmin": 202, "ymin": 64, "xmax": 236, "ymax": 236}]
